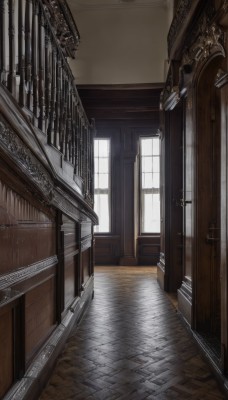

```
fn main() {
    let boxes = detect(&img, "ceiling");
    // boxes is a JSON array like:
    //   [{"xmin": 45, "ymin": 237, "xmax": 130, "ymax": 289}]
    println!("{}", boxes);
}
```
[{"xmin": 67, "ymin": 0, "xmax": 173, "ymax": 85}]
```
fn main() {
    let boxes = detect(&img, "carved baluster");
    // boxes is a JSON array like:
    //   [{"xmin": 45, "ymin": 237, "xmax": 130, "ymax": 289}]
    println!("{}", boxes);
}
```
[
  {"xmin": 0, "ymin": 0, "xmax": 8, "ymax": 86},
  {"xmin": 79, "ymin": 114, "xmax": 82, "ymax": 178},
  {"xmin": 8, "ymin": 0, "xmax": 16, "ymax": 96},
  {"xmin": 25, "ymin": 0, "xmax": 33, "ymax": 110},
  {"xmin": 72, "ymin": 98, "xmax": 76, "ymax": 168},
  {"xmin": 74, "ymin": 104, "xmax": 79, "ymax": 175},
  {"xmin": 86, "ymin": 125, "xmax": 89, "ymax": 196},
  {"xmin": 32, "ymin": 0, "xmax": 39, "ymax": 124},
  {"xmin": 18, "ymin": 0, "xmax": 26, "ymax": 105},
  {"xmin": 84, "ymin": 124, "xmax": 88, "ymax": 193},
  {"xmin": 47, "ymin": 46, "xmax": 56, "ymax": 145},
  {"xmin": 38, "ymin": 8, "xmax": 45, "ymax": 130},
  {"xmin": 59, "ymin": 69, "xmax": 65, "ymax": 153},
  {"xmin": 68, "ymin": 87, "xmax": 73, "ymax": 163},
  {"xmin": 64, "ymin": 80, "xmax": 70, "ymax": 161},
  {"xmin": 82, "ymin": 122, "xmax": 86, "ymax": 188},
  {"xmin": 44, "ymin": 28, "xmax": 50, "ymax": 134},
  {"xmin": 58, "ymin": 68, "xmax": 63, "ymax": 152}
]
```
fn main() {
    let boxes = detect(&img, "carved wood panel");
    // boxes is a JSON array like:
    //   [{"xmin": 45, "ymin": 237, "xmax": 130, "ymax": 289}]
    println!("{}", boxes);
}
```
[
  {"xmin": 0, "ymin": 305, "xmax": 13, "ymax": 398},
  {"xmin": 25, "ymin": 276, "xmax": 56, "ymax": 363},
  {"xmin": 0, "ymin": 178, "xmax": 56, "ymax": 275},
  {"xmin": 61, "ymin": 214, "xmax": 79, "ymax": 308}
]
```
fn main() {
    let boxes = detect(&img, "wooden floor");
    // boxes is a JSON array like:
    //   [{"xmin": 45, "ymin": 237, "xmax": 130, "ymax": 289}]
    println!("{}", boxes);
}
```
[{"xmin": 39, "ymin": 267, "xmax": 227, "ymax": 399}]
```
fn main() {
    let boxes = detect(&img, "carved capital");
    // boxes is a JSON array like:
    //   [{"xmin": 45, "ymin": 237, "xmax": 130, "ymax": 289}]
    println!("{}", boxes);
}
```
[{"xmin": 180, "ymin": 22, "xmax": 225, "ymax": 88}]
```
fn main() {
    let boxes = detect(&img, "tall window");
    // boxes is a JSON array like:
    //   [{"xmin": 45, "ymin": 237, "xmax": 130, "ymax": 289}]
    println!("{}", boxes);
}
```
[
  {"xmin": 94, "ymin": 139, "xmax": 111, "ymax": 233},
  {"xmin": 140, "ymin": 137, "xmax": 160, "ymax": 233}
]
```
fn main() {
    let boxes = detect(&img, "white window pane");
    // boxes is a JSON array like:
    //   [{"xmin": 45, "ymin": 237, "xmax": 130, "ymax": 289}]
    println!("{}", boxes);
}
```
[
  {"xmin": 94, "ymin": 194, "xmax": 110, "ymax": 232},
  {"xmin": 99, "ymin": 157, "xmax": 108, "ymax": 173},
  {"xmin": 99, "ymin": 140, "xmax": 109, "ymax": 157},
  {"xmin": 152, "ymin": 138, "xmax": 159, "ymax": 155},
  {"xmin": 94, "ymin": 173, "xmax": 99, "ymax": 188},
  {"xmin": 152, "ymin": 157, "xmax": 159, "ymax": 173},
  {"xmin": 94, "ymin": 158, "xmax": 98, "ymax": 174},
  {"xmin": 142, "ymin": 193, "xmax": 160, "ymax": 233},
  {"xmin": 141, "ymin": 138, "xmax": 152, "ymax": 156},
  {"xmin": 99, "ymin": 174, "xmax": 109, "ymax": 189},
  {"xmin": 94, "ymin": 140, "xmax": 99, "ymax": 157},
  {"xmin": 142, "ymin": 156, "xmax": 152, "ymax": 173},
  {"xmin": 142, "ymin": 173, "xmax": 153, "ymax": 189},
  {"xmin": 153, "ymin": 173, "xmax": 160, "ymax": 188}
]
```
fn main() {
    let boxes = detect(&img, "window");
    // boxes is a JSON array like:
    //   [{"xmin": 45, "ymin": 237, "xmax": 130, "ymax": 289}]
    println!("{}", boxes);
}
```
[
  {"xmin": 140, "ymin": 137, "xmax": 160, "ymax": 233},
  {"xmin": 94, "ymin": 139, "xmax": 111, "ymax": 233}
]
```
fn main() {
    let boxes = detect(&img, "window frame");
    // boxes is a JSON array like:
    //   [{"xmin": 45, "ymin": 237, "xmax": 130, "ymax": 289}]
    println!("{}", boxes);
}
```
[
  {"xmin": 94, "ymin": 138, "xmax": 111, "ymax": 234},
  {"xmin": 139, "ymin": 135, "xmax": 160, "ymax": 235}
]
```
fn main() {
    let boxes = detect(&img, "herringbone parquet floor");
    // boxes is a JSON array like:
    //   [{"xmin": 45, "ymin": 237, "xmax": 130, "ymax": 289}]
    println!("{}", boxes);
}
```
[{"xmin": 39, "ymin": 267, "xmax": 227, "ymax": 399}]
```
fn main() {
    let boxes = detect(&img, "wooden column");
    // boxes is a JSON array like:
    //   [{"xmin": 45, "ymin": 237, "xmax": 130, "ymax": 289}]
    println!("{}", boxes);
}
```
[{"xmin": 119, "ymin": 130, "xmax": 138, "ymax": 266}]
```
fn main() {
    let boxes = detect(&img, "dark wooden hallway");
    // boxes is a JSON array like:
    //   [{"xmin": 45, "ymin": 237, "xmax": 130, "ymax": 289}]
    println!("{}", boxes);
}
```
[{"xmin": 39, "ymin": 267, "xmax": 226, "ymax": 400}]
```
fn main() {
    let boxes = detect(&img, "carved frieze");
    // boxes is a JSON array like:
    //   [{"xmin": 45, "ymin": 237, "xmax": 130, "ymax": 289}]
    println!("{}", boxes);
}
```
[
  {"xmin": 167, "ymin": 0, "xmax": 192, "ymax": 57},
  {"xmin": 0, "ymin": 116, "xmax": 54, "ymax": 198},
  {"xmin": 182, "ymin": 23, "xmax": 225, "ymax": 68},
  {"xmin": 0, "ymin": 256, "xmax": 58, "ymax": 290},
  {"xmin": 163, "ymin": 20, "xmax": 226, "ymax": 110},
  {"xmin": 42, "ymin": 0, "xmax": 80, "ymax": 58}
]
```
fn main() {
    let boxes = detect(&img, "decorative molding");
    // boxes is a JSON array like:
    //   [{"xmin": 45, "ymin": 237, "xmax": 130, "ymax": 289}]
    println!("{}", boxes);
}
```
[
  {"xmin": 161, "ymin": 68, "xmax": 180, "ymax": 111},
  {"xmin": 163, "ymin": 22, "xmax": 225, "ymax": 109},
  {"xmin": 182, "ymin": 23, "xmax": 225, "ymax": 68},
  {"xmin": 0, "ymin": 256, "xmax": 58, "ymax": 290},
  {"xmin": 42, "ymin": 0, "xmax": 80, "ymax": 58},
  {"xmin": 215, "ymin": 68, "xmax": 228, "ymax": 88},
  {"xmin": 167, "ymin": 0, "xmax": 192, "ymax": 56},
  {"xmin": 52, "ymin": 188, "xmax": 98, "ymax": 224},
  {"xmin": 81, "ymin": 235, "xmax": 92, "ymax": 252},
  {"xmin": 0, "ymin": 116, "xmax": 54, "ymax": 198}
]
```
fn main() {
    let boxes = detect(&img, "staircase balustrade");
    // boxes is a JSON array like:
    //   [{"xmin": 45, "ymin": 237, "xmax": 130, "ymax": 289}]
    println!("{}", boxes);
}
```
[{"xmin": 0, "ymin": 0, "xmax": 94, "ymax": 205}]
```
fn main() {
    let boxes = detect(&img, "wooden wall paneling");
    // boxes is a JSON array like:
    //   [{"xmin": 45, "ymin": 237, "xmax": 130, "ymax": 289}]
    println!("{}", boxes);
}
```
[
  {"xmin": 138, "ymin": 236, "xmax": 160, "ymax": 266},
  {"xmin": 0, "ymin": 178, "xmax": 56, "ymax": 275},
  {"xmin": 24, "ymin": 275, "xmax": 56, "ymax": 364},
  {"xmin": 61, "ymin": 214, "xmax": 79, "ymax": 310},
  {"xmin": 220, "ymin": 83, "xmax": 228, "ymax": 373},
  {"xmin": 0, "ymin": 304, "xmax": 14, "ymax": 398},
  {"xmin": 14, "ymin": 295, "xmax": 25, "ymax": 380},
  {"xmin": 94, "ymin": 235, "xmax": 120, "ymax": 265},
  {"xmin": 56, "ymin": 211, "xmax": 64, "ymax": 322},
  {"xmin": 82, "ymin": 248, "xmax": 90, "ymax": 286},
  {"xmin": 0, "ymin": 295, "xmax": 25, "ymax": 398},
  {"xmin": 81, "ymin": 222, "xmax": 93, "ymax": 286}
]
